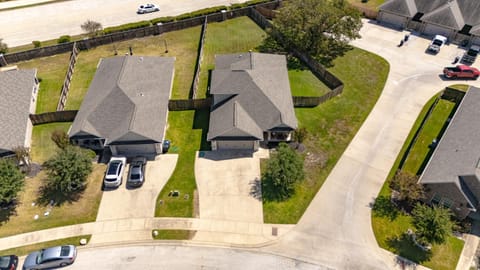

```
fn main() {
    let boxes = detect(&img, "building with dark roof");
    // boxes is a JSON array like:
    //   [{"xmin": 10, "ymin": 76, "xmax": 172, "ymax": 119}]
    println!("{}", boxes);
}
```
[
  {"xmin": 207, "ymin": 52, "xmax": 297, "ymax": 151},
  {"xmin": 420, "ymin": 87, "xmax": 480, "ymax": 220},
  {"xmin": 378, "ymin": 0, "xmax": 480, "ymax": 45},
  {"xmin": 0, "ymin": 68, "xmax": 39, "ymax": 157},
  {"xmin": 69, "ymin": 56, "xmax": 174, "ymax": 156}
]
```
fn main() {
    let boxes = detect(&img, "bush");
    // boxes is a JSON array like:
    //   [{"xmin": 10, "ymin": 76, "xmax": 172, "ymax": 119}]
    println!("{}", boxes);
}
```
[
  {"xmin": 51, "ymin": 129, "xmax": 70, "ymax": 150},
  {"xmin": 103, "ymin": 21, "xmax": 152, "ymax": 35},
  {"xmin": 57, "ymin": 35, "xmax": 71, "ymax": 44},
  {"xmin": 0, "ymin": 38, "xmax": 8, "ymax": 54},
  {"xmin": 32, "ymin": 40, "xmax": 41, "ymax": 48},
  {"xmin": 151, "ymin": 16, "xmax": 176, "ymax": 25}
]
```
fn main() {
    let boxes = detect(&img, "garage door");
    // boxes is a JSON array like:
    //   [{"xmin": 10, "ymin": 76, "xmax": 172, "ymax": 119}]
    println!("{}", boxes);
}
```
[
  {"xmin": 216, "ymin": 141, "xmax": 255, "ymax": 150},
  {"xmin": 113, "ymin": 144, "xmax": 157, "ymax": 156},
  {"xmin": 423, "ymin": 24, "xmax": 453, "ymax": 38},
  {"xmin": 378, "ymin": 12, "xmax": 407, "ymax": 29}
]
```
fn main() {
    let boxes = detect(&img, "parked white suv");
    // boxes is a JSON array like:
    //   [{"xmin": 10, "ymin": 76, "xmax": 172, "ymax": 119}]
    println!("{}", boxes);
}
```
[{"xmin": 103, "ymin": 156, "xmax": 127, "ymax": 188}]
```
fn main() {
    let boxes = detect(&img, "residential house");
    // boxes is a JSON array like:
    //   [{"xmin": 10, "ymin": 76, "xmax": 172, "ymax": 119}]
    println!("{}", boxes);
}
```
[
  {"xmin": 420, "ymin": 86, "xmax": 480, "ymax": 220},
  {"xmin": 378, "ymin": 0, "xmax": 480, "ymax": 45},
  {"xmin": 0, "ymin": 68, "xmax": 39, "ymax": 157},
  {"xmin": 207, "ymin": 52, "xmax": 297, "ymax": 151},
  {"xmin": 69, "ymin": 56, "xmax": 174, "ymax": 156}
]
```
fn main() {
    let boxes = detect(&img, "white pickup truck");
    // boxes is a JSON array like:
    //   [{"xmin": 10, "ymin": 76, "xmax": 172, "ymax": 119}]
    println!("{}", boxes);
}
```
[{"xmin": 427, "ymin": 35, "xmax": 448, "ymax": 53}]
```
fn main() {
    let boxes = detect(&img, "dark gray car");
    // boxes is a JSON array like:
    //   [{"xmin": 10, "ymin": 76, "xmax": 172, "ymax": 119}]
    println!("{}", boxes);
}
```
[
  {"xmin": 23, "ymin": 245, "xmax": 76, "ymax": 270},
  {"xmin": 127, "ymin": 157, "xmax": 147, "ymax": 187}
]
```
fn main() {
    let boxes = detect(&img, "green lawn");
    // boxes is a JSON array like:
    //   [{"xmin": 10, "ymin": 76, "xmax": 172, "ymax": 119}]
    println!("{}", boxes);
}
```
[
  {"xmin": 152, "ymin": 229, "xmax": 195, "ymax": 240},
  {"xmin": 263, "ymin": 48, "xmax": 389, "ymax": 223},
  {"xmin": 155, "ymin": 110, "xmax": 209, "ymax": 217},
  {"xmin": 65, "ymin": 26, "xmax": 201, "ymax": 110},
  {"xmin": 31, "ymin": 122, "xmax": 72, "ymax": 164},
  {"xmin": 401, "ymin": 98, "xmax": 456, "ymax": 175},
  {"xmin": 16, "ymin": 53, "xmax": 71, "ymax": 113},
  {"xmin": 372, "ymin": 87, "xmax": 468, "ymax": 270},
  {"xmin": 0, "ymin": 164, "xmax": 104, "ymax": 238},
  {"xmin": 289, "ymin": 69, "xmax": 330, "ymax": 96},
  {"xmin": 197, "ymin": 16, "xmax": 267, "ymax": 98},
  {"xmin": 0, "ymin": 235, "xmax": 91, "ymax": 256}
]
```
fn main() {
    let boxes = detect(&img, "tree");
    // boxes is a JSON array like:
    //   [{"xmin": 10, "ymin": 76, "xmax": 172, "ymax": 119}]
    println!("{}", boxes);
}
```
[
  {"xmin": 12, "ymin": 146, "xmax": 31, "ymax": 172},
  {"xmin": 294, "ymin": 127, "xmax": 308, "ymax": 144},
  {"xmin": 272, "ymin": 0, "xmax": 362, "ymax": 65},
  {"xmin": 412, "ymin": 203, "xmax": 454, "ymax": 245},
  {"xmin": 81, "ymin": 20, "xmax": 103, "ymax": 37},
  {"xmin": 51, "ymin": 129, "xmax": 71, "ymax": 150},
  {"xmin": 390, "ymin": 170, "xmax": 424, "ymax": 206},
  {"xmin": 0, "ymin": 159, "xmax": 24, "ymax": 206},
  {"xmin": 0, "ymin": 38, "xmax": 8, "ymax": 54},
  {"xmin": 262, "ymin": 143, "xmax": 305, "ymax": 201},
  {"xmin": 43, "ymin": 146, "xmax": 92, "ymax": 193}
]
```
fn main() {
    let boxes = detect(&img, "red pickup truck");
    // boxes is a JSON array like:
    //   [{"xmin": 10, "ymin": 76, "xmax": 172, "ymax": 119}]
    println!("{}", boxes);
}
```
[{"xmin": 443, "ymin": 65, "xmax": 480, "ymax": 79}]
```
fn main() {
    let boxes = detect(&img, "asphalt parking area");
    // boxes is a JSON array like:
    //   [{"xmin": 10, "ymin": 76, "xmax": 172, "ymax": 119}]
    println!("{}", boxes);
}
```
[
  {"xmin": 95, "ymin": 154, "xmax": 178, "ymax": 221},
  {"xmin": 195, "ymin": 149, "xmax": 269, "ymax": 223}
]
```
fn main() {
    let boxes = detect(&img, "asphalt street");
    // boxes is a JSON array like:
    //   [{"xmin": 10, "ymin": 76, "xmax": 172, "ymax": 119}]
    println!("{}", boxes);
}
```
[{"xmin": 0, "ymin": 0, "xmax": 246, "ymax": 47}]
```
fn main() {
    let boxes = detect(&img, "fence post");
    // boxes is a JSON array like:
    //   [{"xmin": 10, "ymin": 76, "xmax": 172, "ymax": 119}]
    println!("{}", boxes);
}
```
[{"xmin": 0, "ymin": 54, "xmax": 7, "ymax": 67}]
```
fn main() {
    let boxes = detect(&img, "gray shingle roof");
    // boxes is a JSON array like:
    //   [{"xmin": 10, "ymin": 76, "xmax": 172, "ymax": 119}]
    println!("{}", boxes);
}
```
[
  {"xmin": 69, "ymin": 56, "xmax": 174, "ymax": 144},
  {"xmin": 421, "ymin": 0, "xmax": 464, "ymax": 30},
  {"xmin": 420, "ymin": 87, "xmax": 480, "ymax": 186},
  {"xmin": 0, "ymin": 69, "xmax": 37, "ymax": 154},
  {"xmin": 381, "ymin": 0, "xmax": 480, "ymax": 32},
  {"xmin": 380, "ymin": 0, "xmax": 417, "ymax": 17},
  {"xmin": 207, "ymin": 52, "xmax": 297, "ymax": 141}
]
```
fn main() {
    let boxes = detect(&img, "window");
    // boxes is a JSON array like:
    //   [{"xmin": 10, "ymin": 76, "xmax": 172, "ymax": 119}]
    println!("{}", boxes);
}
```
[{"xmin": 442, "ymin": 198, "xmax": 453, "ymax": 209}]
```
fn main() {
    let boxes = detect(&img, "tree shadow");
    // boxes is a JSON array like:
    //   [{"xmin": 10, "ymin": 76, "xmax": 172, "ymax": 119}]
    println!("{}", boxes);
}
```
[
  {"xmin": 0, "ymin": 201, "xmax": 18, "ymax": 225},
  {"xmin": 372, "ymin": 195, "xmax": 399, "ymax": 221},
  {"xmin": 36, "ymin": 184, "xmax": 85, "ymax": 207},
  {"xmin": 249, "ymin": 177, "xmax": 262, "ymax": 201},
  {"xmin": 386, "ymin": 233, "xmax": 432, "ymax": 264},
  {"xmin": 193, "ymin": 109, "xmax": 211, "ymax": 151}
]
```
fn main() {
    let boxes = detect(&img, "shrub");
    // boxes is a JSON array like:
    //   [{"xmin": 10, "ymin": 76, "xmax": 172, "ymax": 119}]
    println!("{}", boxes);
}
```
[
  {"xmin": 103, "ymin": 21, "xmax": 152, "ymax": 35},
  {"xmin": 151, "ymin": 16, "xmax": 176, "ymax": 25},
  {"xmin": 57, "ymin": 35, "xmax": 71, "ymax": 44},
  {"xmin": 0, "ymin": 38, "xmax": 8, "ymax": 54},
  {"xmin": 32, "ymin": 40, "xmax": 41, "ymax": 48},
  {"xmin": 51, "ymin": 129, "xmax": 71, "ymax": 150}
]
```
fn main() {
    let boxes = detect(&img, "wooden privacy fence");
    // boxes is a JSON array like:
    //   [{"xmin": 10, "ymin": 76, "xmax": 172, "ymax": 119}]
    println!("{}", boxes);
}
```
[
  {"xmin": 1, "ymin": 1, "xmax": 280, "ymax": 65},
  {"xmin": 29, "ymin": 110, "xmax": 78, "ymax": 125},
  {"xmin": 57, "ymin": 43, "xmax": 79, "ymax": 111},
  {"xmin": 169, "ymin": 98, "xmax": 212, "ymax": 111},
  {"xmin": 191, "ymin": 17, "xmax": 208, "ymax": 99}
]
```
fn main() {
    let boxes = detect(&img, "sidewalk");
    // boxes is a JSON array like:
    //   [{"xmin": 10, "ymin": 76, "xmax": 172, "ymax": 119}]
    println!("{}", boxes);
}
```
[
  {"xmin": 0, "ymin": 217, "xmax": 294, "ymax": 250},
  {"xmin": 0, "ymin": 0, "xmax": 59, "ymax": 10}
]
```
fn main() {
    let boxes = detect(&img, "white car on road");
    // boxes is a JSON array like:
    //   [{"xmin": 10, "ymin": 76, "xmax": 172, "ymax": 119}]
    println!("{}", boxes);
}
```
[{"xmin": 137, "ymin": 4, "xmax": 159, "ymax": 14}]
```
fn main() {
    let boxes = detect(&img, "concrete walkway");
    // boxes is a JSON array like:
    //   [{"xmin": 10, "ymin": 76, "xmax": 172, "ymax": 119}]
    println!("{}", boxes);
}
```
[{"xmin": 0, "ymin": 217, "xmax": 294, "ymax": 250}]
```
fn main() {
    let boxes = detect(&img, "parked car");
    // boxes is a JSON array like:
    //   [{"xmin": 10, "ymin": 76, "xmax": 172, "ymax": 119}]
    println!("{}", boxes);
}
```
[
  {"xmin": 443, "ymin": 65, "xmax": 480, "ymax": 79},
  {"xmin": 103, "ymin": 156, "xmax": 127, "ymax": 188},
  {"xmin": 137, "ymin": 4, "xmax": 159, "ymax": 14},
  {"xmin": 23, "ymin": 245, "xmax": 76, "ymax": 270},
  {"xmin": 0, "ymin": 255, "xmax": 18, "ymax": 270},
  {"xmin": 461, "ymin": 44, "xmax": 480, "ymax": 64},
  {"xmin": 427, "ymin": 35, "xmax": 448, "ymax": 53},
  {"xmin": 127, "ymin": 157, "xmax": 147, "ymax": 187}
]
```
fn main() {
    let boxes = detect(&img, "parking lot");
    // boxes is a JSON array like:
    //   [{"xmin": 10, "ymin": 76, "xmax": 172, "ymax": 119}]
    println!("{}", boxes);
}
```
[{"xmin": 95, "ymin": 154, "xmax": 178, "ymax": 221}]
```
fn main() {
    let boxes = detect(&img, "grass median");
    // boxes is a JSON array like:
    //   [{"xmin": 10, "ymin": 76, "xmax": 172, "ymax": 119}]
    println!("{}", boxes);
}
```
[{"xmin": 0, "ymin": 235, "xmax": 91, "ymax": 256}]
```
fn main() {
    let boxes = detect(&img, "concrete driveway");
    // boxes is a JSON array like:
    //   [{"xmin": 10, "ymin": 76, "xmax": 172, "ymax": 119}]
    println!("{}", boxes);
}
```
[
  {"xmin": 264, "ymin": 20, "xmax": 480, "ymax": 270},
  {"xmin": 95, "ymin": 154, "xmax": 178, "ymax": 221},
  {"xmin": 194, "ymin": 149, "xmax": 269, "ymax": 223}
]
